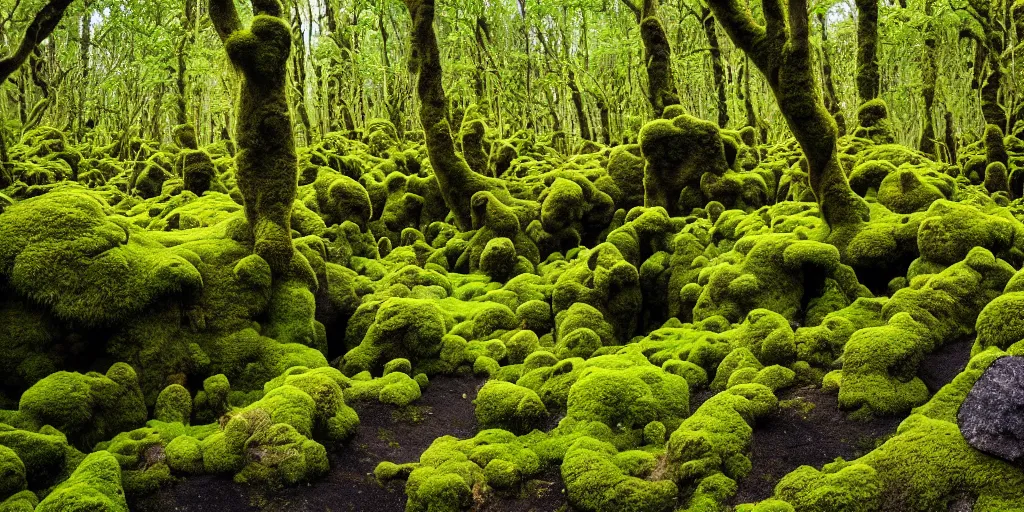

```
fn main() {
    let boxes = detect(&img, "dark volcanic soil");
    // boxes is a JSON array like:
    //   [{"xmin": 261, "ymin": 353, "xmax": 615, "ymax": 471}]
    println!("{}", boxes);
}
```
[
  {"xmin": 731, "ymin": 336, "xmax": 974, "ymax": 505},
  {"xmin": 918, "ymin": 337, "xmax": 974, "ymax": 393},
  {"xmin": 730, "ymin": 386, "xmax": 903, "ymax": 505},
  {"xmin": 133, "ymin": 376, "xmax": 486, "ymax": 512}
]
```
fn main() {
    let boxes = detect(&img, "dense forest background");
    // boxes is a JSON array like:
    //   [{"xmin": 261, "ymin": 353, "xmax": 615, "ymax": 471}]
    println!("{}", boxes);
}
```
[{"xmin": 0, "ymin": 0, "xmax": 1004, "ymax": 155}]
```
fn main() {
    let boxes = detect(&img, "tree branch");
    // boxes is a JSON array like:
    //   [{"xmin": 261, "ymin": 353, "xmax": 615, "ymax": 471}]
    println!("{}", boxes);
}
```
[
  {"xmin": 706, "ymin": 0, "xmax": 765, "ymax": 53},
  {"xmin": 0, "ymin": 0, "xmax": 75, "ymax": 84},
  {"xmin": 208, "ymin": 0, "xmax": 242, "ymax": 43}
]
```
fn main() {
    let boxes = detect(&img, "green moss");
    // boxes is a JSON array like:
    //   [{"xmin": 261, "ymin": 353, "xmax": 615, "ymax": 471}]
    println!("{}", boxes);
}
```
[
  {"xmin": 761, "ymin": 349, "xmax": 1024, "ymax": 510},
  {"xmin": 384, "ymin": 358, "xmax": 414, "ymax": 376},
  {"xmin": 694, "ymin": 234, "xmax": 868, "ymax": 325},
  {"xmin": 36, "ymin": 451, "xmax": 127, "ymax": 512},
  {"xmin": 165, "ymin": 435, "xmax": 204, "ymax": 474},
  {"xmin": 342, "ymin": 297, "xmax": 454, "ymax": 375},
  {"xmin": 916, "ymin": 200, "xmax": 1015, "ymax": 267},
  {"xmin": 379, "ymin": 374, "xmax": 423, "ymax": 407},
  {"xmin": 639, "ymin": 114, "xmax": 731, "ymax": 215},
  {"xmin": 263, "ymin": 278, "xmax": 324, "ymax": 350},
  {"xmin": 0, "ymin": 424, "xmax": 73, "ymax": 489},
  {"xmin": 0, "ymin": 188, "xmax": 202, "ymax": 327},
  {"xmin": 155, "ymin": 384, "xmax": 192, "ymax": 424},
  {"xmin": 643, "ymin": 421, "xmax": 666, "ymax": 446},
  {"xmin": 607, "ymin": 145, "xmax": 646, "ymax": 209},
  {"xmin": 682, "ymin": 472, "xmax": 737, "ymax": 511},
  {"xmin": 662, "ymin": 360, "xmax": 708, "ymax": 389},
  {"xmin": 0, "ymin": 445, "xmax": 26, "ymax": 499},
  {"xmin": 347, "ymin": 371, "xmax": 422, "ymax": 407},
  {"xmin": 193, "ymin": 374, "xmax": 231, "ymax": 424},
  {"xmin": 877, "ymin": 169, "xmax": 944, "ymax": 214},
  {"xmin": 774, "ymin": 463, "xmax": 881, "ymax": 511},
  {"xmin": 976, "ymin": 291, "xmax": 1024, "ymax": 352},
  {"xmin": 18, "ymin": 363, "xmax": 146, "ymax": 449},
  {"xmin": 374, "ymin": 460, "xmax": 415, "ymax": 483},
  {"xmin": 260, "ymin": 366, "xmax": 360, "ymax": 440},
  {"xmin": 414, "ymin": 472, "xmax": 471, "ymax": 512},
  {"xmin": 985, "ymin": 161, "xmax": 1010, "ymax": 195},
  {"xmin": 482, "ymin": 458, "xmax": 519, "ymax": 489},
  {"xmin": 474, "ymin": 381, "xmax": 548, "ymax": 434},
  {"xmin": 752, "ymin": 365, "xmax": 796, "ymax": 391},
  {"xmin": 848, "ymin": 160, "xmax": 896, "ymax": 196},
  {"xmin": 567, "ymin": 365, "xmax": 689, "ymax": 430},
  {"xmin": 561, "ymin": 437, "xmax": 677, "ymax": 512},
  {"xmin": 840, "ymin": 248, "xmax": 1013, "ymax": 414},
  {"xmin": 711, "ymin": 347, "xmax": 763, "ymax": 390},
  {"xmin": 0, "ymin": 490, "xmax": 38, "ymax": 511},
  {"xmin": 667, "ymin": 384, "xmax": 777, "ymax": 482},
  {"xmin": 853, "ymin": 99, "xmax": 893, "ymax": 144},
  {"xmin": 985, "ymin": 124, "xmax": 1009, "ymax": 166}
]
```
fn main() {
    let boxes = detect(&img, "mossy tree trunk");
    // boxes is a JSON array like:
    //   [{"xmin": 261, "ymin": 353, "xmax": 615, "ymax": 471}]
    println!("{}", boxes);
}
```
[
  {"xmin": 567, "ymin": 70, "xmax": 591, "ymax": 140},
  {"xmin": 944, "ymin": 110, "xmax": 958, "ymax": 163},
  {"xmin": 625, "ymin": 0, "xmax": 680, "ymax": 117},
  {"xmin": 175, "ymin": 0, "xmax": 195, "ymax": 127},
  {"xmin": 919, "ymin": 0, "xmax": 937, "ymax": 157},
  {"xmin": 76, "ymin": 0, "xmax": 93, "ymax": 141},
  {"xmin": 291, "ymin": 0, "xmax": 313, "ymax": 145},
  {"xmin": 817, "ymin": 12, "xmax": 843, "ymax": 134},
  {"xmin": 209, "ymin": 0, "xmax": 298, "ymax": 274},
  {"xmin": 709, "ymin": 0, "xmax": 869, "ymax": 228},
  {"xmin": 961, "ymin": 0, "xmax": 1008, "ymax": 130},
  {"xmin": 736, "ymin": 56, "xmax": 761, "ymax": 140},
  {"xmin": 402, "ymin": 0, "xmax": 519, "ymax": 231},
  {"xmin": 597, "ymin": 97, "xmax": 612, "ymax": 144},
  {"xmin": 855, "ymin": 0, "xmax": 880, "ymax": 103},
  {"xmin": 701, "ymin": 5, "xmax": 729, "ymax": 127},
  {"xmin": 323, "ymin": 0, "xmax": 356, "ymax": 132},
  {"xmin": 0, "ymin": 0, "xmax": 75, "ymax": 168}
]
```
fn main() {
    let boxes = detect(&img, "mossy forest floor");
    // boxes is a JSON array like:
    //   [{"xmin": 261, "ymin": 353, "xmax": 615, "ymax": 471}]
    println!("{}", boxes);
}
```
[
  {"xmin": 133, "ymin": 376, "xmax": 486, "ymax": 512},
  {"xmin": 6, "ymin": 109, "xmax": 1024, "ymax": 512},
  {"xmin": 131, "ymin": 340, "xmax": 971, "ymax": 511}
]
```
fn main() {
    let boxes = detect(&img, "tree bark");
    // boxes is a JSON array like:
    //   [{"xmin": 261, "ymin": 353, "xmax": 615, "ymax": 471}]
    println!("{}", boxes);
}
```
[
  {"xmin": 0, "ymin": 0, "xmax": 76, "ymax": 85},
  {"xmin": 709, "ymin": 0, "xmax": 869, "ymax": 227},
  {"xmin": 855, "ymin": 0, "xmax": 880, "ymax": 102},
  {"xmin": 701, "ymin": 6, "xmax": 728, "ymax": 127},
  {"xmin": 636, "ymin": 0, "xmax": 680, "ymax": 117},
  {"xmin": 401, "ymin": 0, "xmax": 523, "ymax": 231},
  {"xmin": 919, "ymin": 0, "xmax": 937, "ymax": 156},
  {"xmin": 209, "ymin": 0, "xmax": 298, "ymax": 273}
]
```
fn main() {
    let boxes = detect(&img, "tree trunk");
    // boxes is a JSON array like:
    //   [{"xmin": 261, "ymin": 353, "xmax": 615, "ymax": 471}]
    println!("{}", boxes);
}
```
[
  {"xmin": 401, "ymin": 0, "xmax": 523, "ymax": 231},
  {"xmin": 568, "ymin": 70, "xmax": 591, "ymax": 141},
  {"xmin": 709, "ymin": 0, "xmax": 869, "ymax": 228},
  {"xmin": 855, "ymin": 0, "xmax": 880, "ymax": 102},
  {"xmin": 919, "ymin": 0, "xmax": 937, "ymax": 156},
  {"xmin": 291, "ymin": 1, "xmax": 313, "ymax": 145},
  {"xmin": 77, "ymin": 1, "xmax": 92, "ymax": 140},
  {"xmin": 209, "ymin": 0, "xmax": 298, "ymax": 274},
  {"xmin": 637, "ymin": 0, "xmax": 680, "ymax": 117},
  {"xmin": 701, "ymin": 6, "xmax": 728, "ymax": 127},
  {"xmin": 0, "ymin": 0, "xmax": 77, "ymax": 85}
]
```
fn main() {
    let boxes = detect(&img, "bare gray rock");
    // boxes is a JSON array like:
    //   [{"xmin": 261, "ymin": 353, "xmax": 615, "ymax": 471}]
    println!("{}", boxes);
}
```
[{"xmin": 958, "ymin": 356, "xmax": 1024, "ymax": 464}]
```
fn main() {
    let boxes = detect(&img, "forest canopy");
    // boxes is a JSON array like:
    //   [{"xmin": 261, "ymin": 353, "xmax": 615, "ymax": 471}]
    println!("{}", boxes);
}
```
[{"xmin": 0, "ymin": 0, "xmax": 998, "ymax": 150}]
